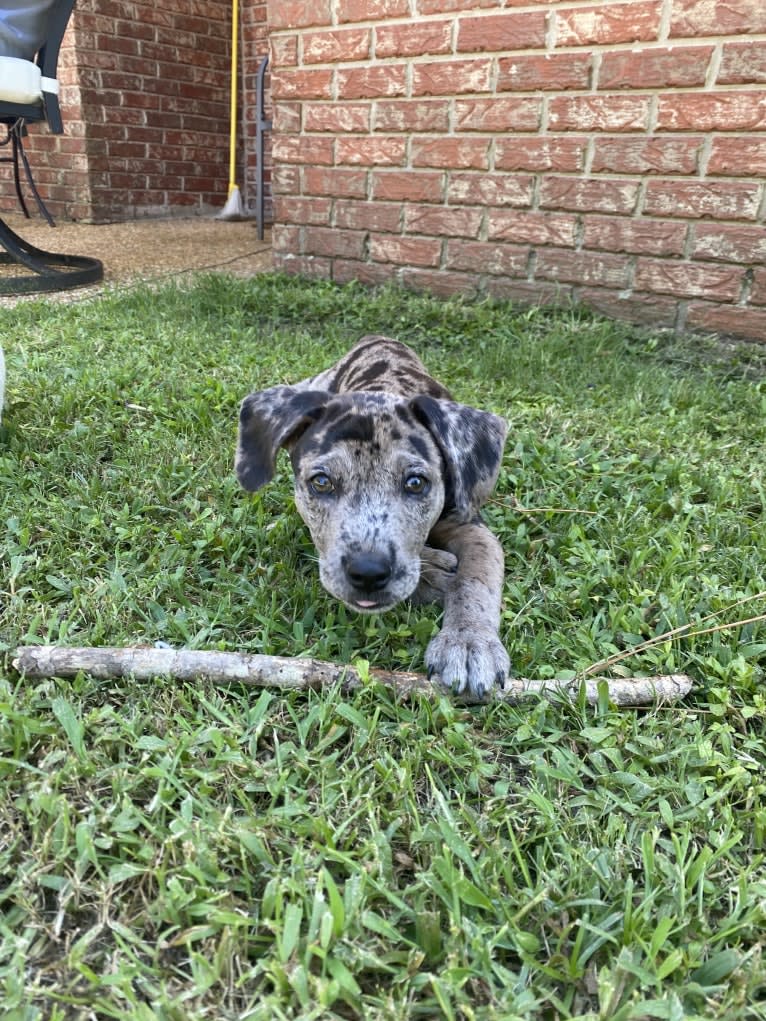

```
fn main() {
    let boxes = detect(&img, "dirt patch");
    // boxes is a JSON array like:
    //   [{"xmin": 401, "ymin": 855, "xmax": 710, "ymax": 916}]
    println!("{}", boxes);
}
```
[{"xmin": 0, "ymin": 212, "xmax": 273, "ymax": 304}]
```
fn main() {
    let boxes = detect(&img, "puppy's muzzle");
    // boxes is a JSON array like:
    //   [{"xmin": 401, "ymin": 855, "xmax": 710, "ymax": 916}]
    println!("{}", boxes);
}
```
[{"xmin": 346, "ymin": 552, "xmax": 392, "ymax": 590}]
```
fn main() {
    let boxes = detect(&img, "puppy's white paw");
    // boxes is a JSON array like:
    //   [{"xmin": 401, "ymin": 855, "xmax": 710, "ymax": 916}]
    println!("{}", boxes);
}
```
[{"xmin": 425, "ymin": 627, "xmax": 509, "ymax": 699}]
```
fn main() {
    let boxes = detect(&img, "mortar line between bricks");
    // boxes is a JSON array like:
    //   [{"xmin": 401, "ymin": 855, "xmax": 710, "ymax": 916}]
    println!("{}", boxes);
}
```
[{"xmin": 705, "ymin": 43, "xmax": 723, "ymax": 89}]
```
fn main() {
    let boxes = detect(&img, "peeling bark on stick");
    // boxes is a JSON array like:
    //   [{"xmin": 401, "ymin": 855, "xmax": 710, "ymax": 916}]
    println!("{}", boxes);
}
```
[{"xmin": 12, "ymin": 645, "xmax": 694, "ymax": 706}]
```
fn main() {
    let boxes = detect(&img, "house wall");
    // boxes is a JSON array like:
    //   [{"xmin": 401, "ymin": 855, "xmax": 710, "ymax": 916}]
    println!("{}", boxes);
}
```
[
  {"xmin": 265, "ymin": 0, "xmax": 766, "ymax": 341},
  {"xmin": 3, "ymin": 0, "xmax": 269, "ymax": 223}
]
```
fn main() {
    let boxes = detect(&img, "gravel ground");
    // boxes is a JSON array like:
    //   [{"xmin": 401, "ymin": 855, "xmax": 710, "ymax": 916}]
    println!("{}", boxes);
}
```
[{"xmin": 0, "ymin": 212, "xmax": 273, "ymax": 305}]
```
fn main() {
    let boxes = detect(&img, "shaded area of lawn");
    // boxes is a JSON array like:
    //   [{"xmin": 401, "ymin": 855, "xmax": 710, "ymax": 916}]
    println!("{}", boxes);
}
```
[{"xmin": 1, "ymin": 276, "xmax": 765, "ymax": 1019}]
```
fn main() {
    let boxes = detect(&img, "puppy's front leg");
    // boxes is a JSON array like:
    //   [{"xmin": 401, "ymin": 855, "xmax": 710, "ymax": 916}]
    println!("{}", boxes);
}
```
[{"xmin": 424, "ymin": 518, "xmax": 509, "ymax": 698}]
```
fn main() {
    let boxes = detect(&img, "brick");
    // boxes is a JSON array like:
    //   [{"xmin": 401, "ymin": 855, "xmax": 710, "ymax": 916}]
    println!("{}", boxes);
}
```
[
  {"xmin": 634, "ymin": 259, "xmax": 743, "ymax": 301},
  {"xmin": 487, "ymin": 210, "xmax": 577, "ymax": 246},
  {"xmin": 273, "ymin": 136, "xmax": 334, "ymax": 165},
  {"xmin": 447, "ymin": 172, "xmax": 534, "ymax": 206},
  {"xmin": 497, "ymin": 53, "xmax": 592, "ymax": 92},
  {"xmin": 275, "ymin": 253, "xmax": 334, "ymax": 279},
  {"xmin": 269, "ymin": 33, "xmax": 298, "ymax": 67},
  {"xmin": 540, "ymin": 177, "xmax": 640, "ymax": 215},
  {"xmin": 333, "ymin": 259, "xmax": 397, "ymax": 288},
  {"xmin": 643, "ymin": 181, "xmax": 761, "ymax": 221},
  {"xmin": 484, "ymin": 278, "xmax": 567, "ymax": 306},
  {"xmin": 404, "ymin": 205, "xmax": 484, "ymax": 238},
  {"xmin": 369, "ymin": 235, "xmax": 442, "ymax": 267},
  {"xmin": 304, "ymin": 102, "xmax": 370, "ymax": 133},
  {"xmin": 583, "ymin": 216, "xmax": 687, "ymax": 256},
  {"xmin": 304, "ymin": 226, "xmax": 367, "ymax": 260},
  {"xmin": 580, "ymin": 289, "xmax": 680, "ymax": 328},
  {"xmin": 669, "ymin": 0, "xmax": 766, "ymax": 37},
  {"xmin": 400, "ymin": 268, "xmax": 482, "ymax": 299},
  {"xmin": 549, "ymin": 96, "xmax": 650, "ymax": 132},
  {"xmin": 303, "ymin": 166, "xmax": 368, "ymax": 198},
  {"xmin": 412, "ymin": 137, "xmax": 490, "ymax": 170},
  {"xmin": 598, "ymin": 46, "xmax": 713, "ymax": 90},
  {"xmin": 271, "ymin": 223, "xmax": 302, "ymax": 253},
  {"xmin": 336, "ymin": 136, "xmax": 407, "ymax": 166},
  {"xmin": 374, "ymin": 100, "xmax": 451, "ymax": 133},
  {"xmin": 412, "ymin": 59, "xmax": 493, "ymax": 96},
  {"xmin": 685, "ymin": 302, "xmax": 766, "ymax": 342},
  {"xmin": 335, "ymin": 199, "xmax": 402, "ymax": 232},
  {"xmin": 555, "ymin": 1, "xmax": 661, "ymax": 45},
  {"xmin": 718, "ymin": 42, "xmax": 766, "ymax": 85},
  {"xmin": 454, "ymin": 98, "xmax": 541, "ymax": 132},
  {"xmin": 273, "ymin": 101, "xmax": 302, "ymax": 134},
  {"xmin": 337, "ymin": 65, "xmax": 407, "ymax": 99},
  {"xmin": 271, "ymin": 164, "xmax": 300, "ymax": 196},
  {"xmin": 271, "ymin": 68, "xmax": 332, "ymax": 100},
  {"xmin": 267, "ymin": 1, "xmax": 331, "ymax": 30},
  {"xmin": 372, "ymin": 170, "xmax": 445, "ymax": 202},
  {"xmin": 375, "ymin": 20, "xmax": 453, "ymax": 58},
  {"xmin": 591, "ymin": 136, "xmax": 702, "ymax": 175},
  {"xmin": 447, "ymin": 239, "xmax": 529, "ymax": 275},
  {"xmin": 707, "ymin": 137, "xmax": 766, "ymax": 176},
  {"xmin": 286, "ymin": 196, "xmax": 333, "ymax": 225},
  {"xmin": 657, "ymin": 92, "xmax": 766, "ymax": 132},
  {"xmin": 495, "ymin": 137, "xmax": 584, "ymax": 173},
  {"xmin": 693, "ymin": 224, "xmax": 766, "ymax": 264},
  {"xmin": 337, "ymin": 0, "xmax": 409, "ymax": 21},
  {"xmin": 457, "ymin": 11, "xmax": 547, "ymax": 51},
  {"xmin": 749, "ymin": 269, "xmax": 766, "ymax": 305},
  {"xmin": 536, "ymin": 250, "xmax": 629, "ymax": 288},
  {"xmin": 418, "ymin": 0, "xmax": 503, "ymax": 12},
  {"xmin": 302, "ymin": 28, "xmax": 370, "ymax": 64}
]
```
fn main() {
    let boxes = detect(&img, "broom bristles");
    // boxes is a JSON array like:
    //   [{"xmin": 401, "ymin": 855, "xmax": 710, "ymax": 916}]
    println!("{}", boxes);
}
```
[{"xmin": 217, "ymin": 185, "xmax": 245, "ymax": 222}]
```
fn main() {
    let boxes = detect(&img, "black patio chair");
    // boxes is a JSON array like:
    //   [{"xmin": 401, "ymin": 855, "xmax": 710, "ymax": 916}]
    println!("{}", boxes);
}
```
[{"xmin": 0, "ymin": 0, "xmax": 102, "ymax": 293}]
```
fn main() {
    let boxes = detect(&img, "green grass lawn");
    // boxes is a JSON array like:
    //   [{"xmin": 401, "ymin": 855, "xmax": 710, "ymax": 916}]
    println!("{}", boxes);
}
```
[{"xmin": 1, "ymin": 274, "xmax": 765, "ymax": 1020}]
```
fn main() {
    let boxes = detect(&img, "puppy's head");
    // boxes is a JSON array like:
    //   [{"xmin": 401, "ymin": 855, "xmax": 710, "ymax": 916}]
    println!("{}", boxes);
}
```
[{"xmin": 236, "ymin": 386, "xmax": 506, "ymax": 612}]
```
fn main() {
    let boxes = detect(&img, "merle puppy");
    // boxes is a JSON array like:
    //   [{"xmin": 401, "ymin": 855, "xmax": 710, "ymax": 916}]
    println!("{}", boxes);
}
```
[{"xmin": 236, "ymin": 335, "xmax": 508, "ymax": 697}]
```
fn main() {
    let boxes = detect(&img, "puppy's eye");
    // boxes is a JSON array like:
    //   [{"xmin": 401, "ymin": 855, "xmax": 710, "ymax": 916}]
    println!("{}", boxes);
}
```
[
  {"xmin": 404, "ymin": 474, "xmax": 429, "ymax": 495},
  {"xmin": 309, "ymin": 472, "xmax": 334, "ymax": 495}
]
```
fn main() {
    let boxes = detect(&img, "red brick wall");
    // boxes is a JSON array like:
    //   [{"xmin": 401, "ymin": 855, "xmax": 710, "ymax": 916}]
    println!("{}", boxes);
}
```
[
  {"xmin": 3, "ymin": 0, "xmax": 270, "ymax": 223},
  {"xmin": 266, "ymin": 0, "xmax": 766, "ymax": 341}
]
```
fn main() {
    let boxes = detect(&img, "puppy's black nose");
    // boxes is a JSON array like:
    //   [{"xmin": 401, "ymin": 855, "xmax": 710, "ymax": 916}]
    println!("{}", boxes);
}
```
[{"xmin": 346, "ymin": 553, "xmax": 392, "ymax": 592}]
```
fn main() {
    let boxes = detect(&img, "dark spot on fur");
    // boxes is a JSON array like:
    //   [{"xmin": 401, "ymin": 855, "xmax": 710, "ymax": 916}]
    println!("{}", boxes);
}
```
[
  {"xmin": 347, "ymin": 359, "xmax": 389, "ymax": 388},
  {"xmin": 321, "ymin": 411, "xmax": 375, "ymax": 447},
  {"xmin": 407, "ymin": 432, "xmax": 431, "ymax": 461},
  {"xmin": 394, "ymin": 405, "xmax": 416, "ymax": 425}
]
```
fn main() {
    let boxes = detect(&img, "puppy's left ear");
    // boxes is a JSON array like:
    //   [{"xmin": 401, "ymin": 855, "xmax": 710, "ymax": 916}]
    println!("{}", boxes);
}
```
[{"xmin": 412, "ymin": 395, "xmax": 507, "ymax": 520}]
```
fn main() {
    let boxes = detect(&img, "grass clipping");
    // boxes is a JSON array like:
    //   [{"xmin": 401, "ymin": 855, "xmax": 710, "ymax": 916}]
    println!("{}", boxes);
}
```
[{"xmin": 13, "ymin": 646, "xmax": 693, "ymax": 706}]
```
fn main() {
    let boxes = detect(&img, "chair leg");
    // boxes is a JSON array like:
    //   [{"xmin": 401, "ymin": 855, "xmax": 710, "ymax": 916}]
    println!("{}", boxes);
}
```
[
  {"xmin": 12, "ymin": 124, "xmax": 56, "ymax": 227},
  {"xmin": 0, "ymin": 214, "xmax": 103, "ymax": 294},
  {"xmin": 9, "ymin": 133, "xmax": 32, "ymax": 220},
  {"xmin": 1, "ymin": 124, "xmax": 31, "ymax": 219}
]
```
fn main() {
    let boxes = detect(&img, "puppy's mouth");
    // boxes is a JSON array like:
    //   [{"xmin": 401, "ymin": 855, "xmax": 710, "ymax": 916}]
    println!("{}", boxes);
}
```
[{"xmin": 350, "ymin": 596, "xmax": 396, "ymax": 613}]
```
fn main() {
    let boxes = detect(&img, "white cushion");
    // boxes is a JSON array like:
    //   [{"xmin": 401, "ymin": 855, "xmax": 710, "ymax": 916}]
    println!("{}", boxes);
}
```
[{"xmin": 0, "ymin": 55, "xmax": 57, "ymax": 105}]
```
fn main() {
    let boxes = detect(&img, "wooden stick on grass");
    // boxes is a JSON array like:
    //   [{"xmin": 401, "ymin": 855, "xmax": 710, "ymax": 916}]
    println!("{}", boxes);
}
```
[{"xmin": 12, "ymin": 645, "xmax": 693, "ymax": 706}]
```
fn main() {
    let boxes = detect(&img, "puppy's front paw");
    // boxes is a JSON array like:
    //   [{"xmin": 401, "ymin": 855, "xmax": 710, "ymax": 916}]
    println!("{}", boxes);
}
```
[{"xmin": 425, "ymin": 627, "xmax": 509, "ymax": 699}]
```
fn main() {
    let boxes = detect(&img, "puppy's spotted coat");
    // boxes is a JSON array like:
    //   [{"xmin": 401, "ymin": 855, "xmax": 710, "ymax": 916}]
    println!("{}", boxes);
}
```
[{"xmin": 236, "ymin": 335, "xmax": 509, "ymax": 697}]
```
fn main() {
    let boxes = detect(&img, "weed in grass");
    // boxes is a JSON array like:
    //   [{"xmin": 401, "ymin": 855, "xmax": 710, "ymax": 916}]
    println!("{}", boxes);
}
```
[{"xmin": 1, "ymin": 275, "xmax": 765, "ymax": 1019}]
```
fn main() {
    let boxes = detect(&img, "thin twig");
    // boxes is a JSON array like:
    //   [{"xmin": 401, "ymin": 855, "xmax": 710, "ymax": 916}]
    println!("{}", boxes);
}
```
[{"xmin": 12, "ymin": 645, "xmax": 694, "ymax": 706}]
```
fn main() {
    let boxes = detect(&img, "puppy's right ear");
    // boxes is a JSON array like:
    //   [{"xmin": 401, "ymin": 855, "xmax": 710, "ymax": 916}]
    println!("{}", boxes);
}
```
[{"xmin": 236, "ymin": 386, "xmax": 329, "ymax": 492}]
